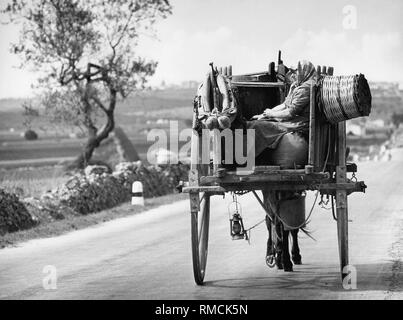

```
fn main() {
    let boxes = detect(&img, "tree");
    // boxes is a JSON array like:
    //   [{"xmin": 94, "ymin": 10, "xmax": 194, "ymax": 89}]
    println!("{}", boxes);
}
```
[{"xmin": 3, "ymin": 0, "xmax": 172, "ymax": 168}]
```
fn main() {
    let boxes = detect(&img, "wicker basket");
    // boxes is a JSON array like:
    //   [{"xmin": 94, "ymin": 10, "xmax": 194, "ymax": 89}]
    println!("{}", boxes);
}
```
[{"xmin": 318, "ymin": 74, "xmax": 372, "ymax": 123}]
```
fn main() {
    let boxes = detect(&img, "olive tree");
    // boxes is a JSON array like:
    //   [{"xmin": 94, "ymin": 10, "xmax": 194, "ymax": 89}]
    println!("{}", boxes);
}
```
[{"xmin": 3, "ymin": 0, "xmax": 172, "ymax": 167}]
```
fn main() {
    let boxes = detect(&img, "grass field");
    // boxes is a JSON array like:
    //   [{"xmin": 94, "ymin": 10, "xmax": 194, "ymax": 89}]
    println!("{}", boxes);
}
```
[{"xmin": 0, "ymin": 166, "xmax": 68, "ymax": 198}]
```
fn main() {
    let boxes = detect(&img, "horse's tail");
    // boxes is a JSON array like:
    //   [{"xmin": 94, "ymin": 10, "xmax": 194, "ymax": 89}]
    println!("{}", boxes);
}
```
[{"xmin": 299, "ymin": 220, "xmax": 316, "ymax": 241}]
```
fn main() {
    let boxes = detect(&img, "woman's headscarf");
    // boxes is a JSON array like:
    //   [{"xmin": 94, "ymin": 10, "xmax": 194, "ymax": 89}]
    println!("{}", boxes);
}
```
[{"xmin": 296, "ymin": 60, "xmax": 315, "ymax": 85}]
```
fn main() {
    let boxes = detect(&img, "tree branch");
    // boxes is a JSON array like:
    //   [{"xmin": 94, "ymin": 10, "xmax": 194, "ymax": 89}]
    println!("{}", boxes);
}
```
[{"xmin": 110, "ymin": 8, "xmax": 134, "ymax": 51}]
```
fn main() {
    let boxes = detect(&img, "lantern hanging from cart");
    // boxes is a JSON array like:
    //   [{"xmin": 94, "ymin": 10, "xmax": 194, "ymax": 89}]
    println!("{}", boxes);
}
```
[{"xmin": 228, "ymin": 194, "xmax": 247, "ymax": 240}]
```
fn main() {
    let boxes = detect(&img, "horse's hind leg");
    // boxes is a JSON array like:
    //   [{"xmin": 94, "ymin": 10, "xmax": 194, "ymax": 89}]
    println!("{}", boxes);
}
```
[
  {"xmin": 263, "ymin": 189, "xmax": 276, "ymax": 267},
  {"xmin": 274, "ymin": 218, "xmax": 284, "ymax": 270},
  {"xmin": 291, "ymin": 229, "xmax": 302, "ymax": 265},
  {"xmin": 281, "ymin": 227, "xmax": 293, "ymax": 272},
  {"xmin": 265, "ymin": 215, "xmax": 275, "ymax": 267}
]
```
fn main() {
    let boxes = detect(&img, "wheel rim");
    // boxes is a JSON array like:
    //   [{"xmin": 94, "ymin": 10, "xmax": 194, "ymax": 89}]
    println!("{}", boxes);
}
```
[
  {"xmin": 191, "ymin": 192, "xmax": 210, "ymax": 284},
  {"xmin": 198, "ymin": 194, "xmax": 210, "ymax": 275}
]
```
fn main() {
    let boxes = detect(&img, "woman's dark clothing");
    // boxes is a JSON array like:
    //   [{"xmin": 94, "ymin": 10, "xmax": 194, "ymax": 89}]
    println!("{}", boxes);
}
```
[{"xmin": 247, "ymin": 79, "xmax": 314, "ymax": 157}]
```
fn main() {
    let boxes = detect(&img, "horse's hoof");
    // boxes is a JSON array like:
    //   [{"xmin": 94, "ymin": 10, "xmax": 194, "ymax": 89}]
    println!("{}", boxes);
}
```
[
  {"xmin": 283, "ymin": 264, "xmax": 293, "ymax": 272},
  {"xmin": 292, "ymin": 255, "xmax": 302, "ymax": 265},
  {"xmin": 266, "ymin": 255, "xmax": 276, "ymax": 268},
  {"xmin": 276, "ymin": 260, "xmax": 284, "ymax": 270},
  {"xmin": 284, "ymin": 265, "xmax": 293, "ymax": 272}
]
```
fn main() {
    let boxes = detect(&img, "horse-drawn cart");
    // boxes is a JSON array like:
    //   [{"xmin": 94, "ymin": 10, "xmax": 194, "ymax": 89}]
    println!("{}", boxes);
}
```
[{"xmin": 180, "ymin": 54, "xmax": 371, "ymax": 286}]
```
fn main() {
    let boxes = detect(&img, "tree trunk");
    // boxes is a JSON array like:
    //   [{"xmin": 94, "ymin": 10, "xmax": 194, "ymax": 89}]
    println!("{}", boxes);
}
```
[
  {"xmin": 69, "ymin": 90, "xmax": 117, "ymax": 169},
  {"xmin": 71, "ymin": 136, "xmax": 101, "ymax": 169}
]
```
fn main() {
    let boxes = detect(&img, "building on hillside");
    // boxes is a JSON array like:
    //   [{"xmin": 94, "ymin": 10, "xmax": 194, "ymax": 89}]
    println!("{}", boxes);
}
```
[
  {"xmin": 346, "ymin": 123, "xmax": 365, "ymax": 136},
  {"xmin": 180, "ymin": 80, "xmax": 199, "ymax": 89},
  {"xmin": 369, "ymin": 82, "xmax": 401, "ymax": 98}
]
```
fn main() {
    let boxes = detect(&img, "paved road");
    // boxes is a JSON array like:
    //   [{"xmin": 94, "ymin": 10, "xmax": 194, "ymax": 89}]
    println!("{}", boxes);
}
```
[{"xmin": 0, "ymin": 151, "xmax": 402, "ymax": 300}]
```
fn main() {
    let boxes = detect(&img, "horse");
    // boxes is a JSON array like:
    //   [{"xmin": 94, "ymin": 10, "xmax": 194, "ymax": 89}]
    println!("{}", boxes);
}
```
[{"xmin": 263, "ymin": 189, "xmax": 304, "ymax": 272}]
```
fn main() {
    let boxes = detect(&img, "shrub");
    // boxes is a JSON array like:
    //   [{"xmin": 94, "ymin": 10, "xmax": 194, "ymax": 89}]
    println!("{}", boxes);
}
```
[
  {"xmin": 24, "ymin": 130, "xmax": 38, "ymax": 140},
  {"xmin": 0, "ymin": 189, "xmax": 37, "ymax": 235},
  {"xmin": 55, "ymin": 171, "xmax": 128, "ymax": 215},
  {"xmin": 53, "ymin": 162, "xmax": 190, "ymax": 215}
]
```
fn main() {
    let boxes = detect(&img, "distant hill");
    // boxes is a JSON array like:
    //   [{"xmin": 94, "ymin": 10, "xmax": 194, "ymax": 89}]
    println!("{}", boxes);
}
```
[
  {"xmin": 0, "ymin": 98, "xmax": 29, "ymax": 112},
  {"xmin": 117, "ymin": 87, "xmax": 195, "ymax": 112},
  {"xmin": 0, "ymin": 87, "xmax": 196, "ymax": 132},
  {"xmin": 0, "ymin": 87, "xmax": 195, "ymax": 113}
]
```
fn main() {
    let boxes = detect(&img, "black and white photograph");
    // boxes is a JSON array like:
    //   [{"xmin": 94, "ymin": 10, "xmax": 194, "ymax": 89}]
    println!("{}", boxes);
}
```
[{"xmin": 0, "ymin": 0, "xmax": 402, "ymax": 305}]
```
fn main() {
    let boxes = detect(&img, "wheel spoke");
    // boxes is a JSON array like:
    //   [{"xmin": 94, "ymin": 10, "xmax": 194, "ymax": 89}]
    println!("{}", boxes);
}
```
[
  {"xmin": 199, "ymin": 193, "xmax": 205, "ymax": 205},
  {"xmin": 198, "ymin": 194, "xmax": 206, "ymax": 241},
  {"xmin": 198, "ymin": 213, "xmax": 204, "ymax": 243}
]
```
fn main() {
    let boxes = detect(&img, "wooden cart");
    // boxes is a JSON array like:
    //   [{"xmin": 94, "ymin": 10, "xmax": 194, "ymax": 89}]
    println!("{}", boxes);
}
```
[{"xmin": 181, "ymin": 60, "xmax": 367, "ymax": 286}]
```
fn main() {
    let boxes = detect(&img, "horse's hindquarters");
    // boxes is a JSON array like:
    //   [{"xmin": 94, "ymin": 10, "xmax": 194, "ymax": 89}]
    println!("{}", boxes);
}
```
[{"xmin": 278, "ymin": 195, "xmax": 306, "ymax": 231}]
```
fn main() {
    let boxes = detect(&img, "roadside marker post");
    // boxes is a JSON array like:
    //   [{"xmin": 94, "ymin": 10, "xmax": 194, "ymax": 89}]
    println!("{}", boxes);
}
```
[{"xmin": 131, "ymin": 181, "xmax": 144, "ymax": 206}]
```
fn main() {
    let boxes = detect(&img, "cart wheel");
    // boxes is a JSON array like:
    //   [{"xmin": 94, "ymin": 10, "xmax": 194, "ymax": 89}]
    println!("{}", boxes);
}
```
[{"xmin": 191, "ymin": 192, "xmax": 210, "ymax": 285}]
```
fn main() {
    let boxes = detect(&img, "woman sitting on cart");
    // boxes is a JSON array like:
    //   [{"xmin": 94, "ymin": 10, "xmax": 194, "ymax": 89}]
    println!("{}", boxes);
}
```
[{"xmin": 249, "ymin": 60, "xmax": 316, "ymax": 158}]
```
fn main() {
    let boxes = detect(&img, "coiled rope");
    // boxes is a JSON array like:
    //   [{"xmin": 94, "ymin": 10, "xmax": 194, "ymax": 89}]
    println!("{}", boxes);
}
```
[{"xmin": 319, "ymin": 74, "xmax": 371, "ymax": 123}]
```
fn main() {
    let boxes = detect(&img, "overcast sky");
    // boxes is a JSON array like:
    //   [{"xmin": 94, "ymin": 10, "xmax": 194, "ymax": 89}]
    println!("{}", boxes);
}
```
[{"xmin": 0, "ymin": 0, "xmax": 402, "ymax": 98}]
